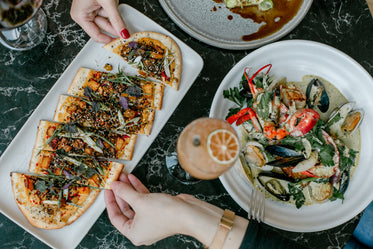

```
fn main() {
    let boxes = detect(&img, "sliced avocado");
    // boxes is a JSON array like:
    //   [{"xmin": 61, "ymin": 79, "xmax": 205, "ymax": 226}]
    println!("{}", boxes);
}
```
[
  {"xmin": 224, "ymin": 0, "xmax": 274, "ymax": 11},
  {"xmin": 258, "ymin": 0, "xmax": 273, "ymax": 11},
  {"xmin": 225, "ymin": 0, "xmax": 239, "ymax": 9}
]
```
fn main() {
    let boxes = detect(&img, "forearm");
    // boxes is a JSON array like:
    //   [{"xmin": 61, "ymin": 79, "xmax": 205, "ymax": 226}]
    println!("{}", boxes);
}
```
[{"xmin": 108, "ymin": 176, "xmax": 249, "ymax": 247}]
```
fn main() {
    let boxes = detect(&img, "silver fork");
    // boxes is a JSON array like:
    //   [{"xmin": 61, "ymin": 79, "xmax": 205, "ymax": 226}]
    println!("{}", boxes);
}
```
[{"xmin": 248, "ymin": 188, "xmax": 265, "ymax": 222}]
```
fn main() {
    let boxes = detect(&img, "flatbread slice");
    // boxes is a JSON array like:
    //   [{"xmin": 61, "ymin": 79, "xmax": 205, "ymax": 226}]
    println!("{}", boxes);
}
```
[
  {"xmin": 68, "ymin": 67, "xmax": 164, "ymax": 110},
  {"xmin": 29, "ymin": 150, "xmax": 124, "ymax": 189},
  {"xmin": 54, "ymin": 95, "xmax": 155, "ymax": 135},
  {"xmin": 34, "ymin": 120, "xmax": 137, "ymax": 160},
  {"xmin": 104, "ymin": 31, "xmax": 182, "ymax": 90},
  {"xmin": 11, "ymin": 172, "xmax": 100, "ymax": 229}
]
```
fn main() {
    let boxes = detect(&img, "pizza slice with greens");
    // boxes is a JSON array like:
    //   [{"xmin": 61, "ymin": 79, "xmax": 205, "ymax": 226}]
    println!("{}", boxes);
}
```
[{"xmin": 104, "ymin": 31, "xmax": 182, "ymax": 90}]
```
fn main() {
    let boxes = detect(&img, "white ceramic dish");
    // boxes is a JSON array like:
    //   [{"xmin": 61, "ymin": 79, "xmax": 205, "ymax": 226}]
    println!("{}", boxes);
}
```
[
  {"xmin": 0, "ymin": 4, "xmax": 203, "ymax": 249},
  {"xmin": 209, "ymin": 40, "xmax": 373, "ymax": 232},
  {"xmin": 159, "ymin": 0, "xmax": 312, "ymax": 50}
]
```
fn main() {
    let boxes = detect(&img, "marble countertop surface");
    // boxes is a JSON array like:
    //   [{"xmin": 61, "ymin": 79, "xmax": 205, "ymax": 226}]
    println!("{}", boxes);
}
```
[{"xmin": 0, "ymin": 0, "xmax": 372, "ymax": 248}]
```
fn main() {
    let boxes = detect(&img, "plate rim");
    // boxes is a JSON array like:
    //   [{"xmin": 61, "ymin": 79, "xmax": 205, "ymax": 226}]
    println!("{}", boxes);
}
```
[
  {"xmin": 159, "ymin": 0, "xmax": 313, "ymax": 50},
  {"xmin": 209, "ymin": 39, "xmax": 373, "ymax": 232}
]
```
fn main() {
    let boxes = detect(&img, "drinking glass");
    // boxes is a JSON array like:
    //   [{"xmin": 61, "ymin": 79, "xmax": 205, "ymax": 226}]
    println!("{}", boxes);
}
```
[
  {"xmin": 165, "ymin": 138, "xmax": 201, "ymax": 185},
  {"xmin": 165, "ymin": 117, "xmax": 240, "ymax": 184},
  {"xmin": 0, "ymin": 0, "xmax": 47, "ymax": 51}
]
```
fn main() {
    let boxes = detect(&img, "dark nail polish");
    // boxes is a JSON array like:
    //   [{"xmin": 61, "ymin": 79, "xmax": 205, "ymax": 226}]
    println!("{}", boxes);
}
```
[{"xmin": 120, "ymin": 28, "xmax": 130, "ymax": 39}]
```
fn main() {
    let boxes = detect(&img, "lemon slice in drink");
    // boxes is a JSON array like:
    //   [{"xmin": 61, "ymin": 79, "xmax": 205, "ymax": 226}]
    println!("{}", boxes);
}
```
[
  {"xmin": 177, "ymin": 118, "xmax": 240, "ymax": 180},
  {"xmin": 207, "ymin": 129, "xmax": 240, "ymax": 164}
]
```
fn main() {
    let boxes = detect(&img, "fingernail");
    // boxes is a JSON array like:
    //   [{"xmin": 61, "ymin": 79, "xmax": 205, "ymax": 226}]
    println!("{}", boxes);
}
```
[{"xmin": 120, "ymin": 28, "xmax": 130, "ymax": 39}]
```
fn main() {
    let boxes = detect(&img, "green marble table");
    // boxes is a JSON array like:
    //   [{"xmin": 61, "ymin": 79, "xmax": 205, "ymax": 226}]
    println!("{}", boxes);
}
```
[{"xmin": 1, "ymin": 0, "xmax": 372, "ymax": 248}]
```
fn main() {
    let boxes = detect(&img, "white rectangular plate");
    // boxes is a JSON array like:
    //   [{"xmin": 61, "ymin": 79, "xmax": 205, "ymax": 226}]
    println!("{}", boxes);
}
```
[{"xmin": 0, "ymin": 4, "xmax": 203, "ymax": 249}]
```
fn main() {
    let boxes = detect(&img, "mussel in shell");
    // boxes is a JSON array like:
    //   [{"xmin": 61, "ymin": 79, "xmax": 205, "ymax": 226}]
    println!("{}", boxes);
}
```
[
  {"xmin": 243, "ymin": 141, "xmax": 267, "ymax": 168},
  {"xmin": 327, "ymin": 102, "xmax": 364, "ymax": 137},
  {"xmin": 266, "ymin": 145, "xmax": 302, "ymax": 157},
  {"xmin": 338, "ymin": 170, "xmax": 350, "ymax": 194},
  {"xmin": 266, "ymin": 156, "xmax": 305, "ymax": 168},
  {"xmin": 265, "ymin": 145, "xmax": 305, "ymax": 168},
  {"xmin": 257, "ymin": 172, "xmax": 294, "ymax": 201},
  {"xmin": 306, "ymin": 78, "xmax": 330, "ymax": 113},
  {"xmin": 331, "ymin": 169, "xmax": 350, "ymax": 195}
]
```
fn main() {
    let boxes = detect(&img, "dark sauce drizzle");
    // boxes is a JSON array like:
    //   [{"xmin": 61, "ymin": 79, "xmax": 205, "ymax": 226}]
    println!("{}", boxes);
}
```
[{"xmin": 212, "ymin": 0, "xmax": 303, "ymax": 41}]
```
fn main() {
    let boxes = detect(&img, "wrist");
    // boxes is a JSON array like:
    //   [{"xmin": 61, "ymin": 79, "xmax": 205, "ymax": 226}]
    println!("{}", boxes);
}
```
[{"xmin": 180, "ymin": 207, "xmax": 249, "ymax": 249}]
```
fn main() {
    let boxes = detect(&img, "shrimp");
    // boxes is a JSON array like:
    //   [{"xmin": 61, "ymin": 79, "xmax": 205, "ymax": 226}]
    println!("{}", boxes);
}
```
[
  {"xmin": 288, "ymin": 109, "xmax": 320, "ymax": 137},
  {"xmin": 263, "ymin": 120, "xmax": 288, "ymax": 140},
  {"xmin": 263, "ymin": 86, "xmax": 288, "ymax": 140},
  {"xmin": 278, "ymin": 103, "xmax": 289, "ymax": 125}
]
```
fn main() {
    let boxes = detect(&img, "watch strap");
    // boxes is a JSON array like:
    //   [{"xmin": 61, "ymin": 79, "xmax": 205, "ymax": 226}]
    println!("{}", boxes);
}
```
[{"xmin": 209, "ymin": 209, "xmax": 235, "ymax": 249}]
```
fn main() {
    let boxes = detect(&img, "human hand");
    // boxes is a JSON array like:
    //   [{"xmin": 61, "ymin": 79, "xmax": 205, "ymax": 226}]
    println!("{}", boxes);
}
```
[
  {"xmin": 70, "ymin": 0, "xmax": 130, "ymax": 44},
  {"xmin": 105, "ymin": 174, "xmax": 248, "ymax": 248},
  {"xmin": 105, "ymin": 173, "xmax": 201, "ymax": 245}
]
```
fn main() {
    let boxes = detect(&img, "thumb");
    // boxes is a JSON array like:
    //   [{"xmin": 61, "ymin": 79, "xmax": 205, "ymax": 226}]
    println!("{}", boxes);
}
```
[
  {"xmin": 111, "ymin": 181, "xmax": 141, "ymax": 207},
  {"xmin": 99, "ymin": 0, "xmax": 129, "ymax": 39}
]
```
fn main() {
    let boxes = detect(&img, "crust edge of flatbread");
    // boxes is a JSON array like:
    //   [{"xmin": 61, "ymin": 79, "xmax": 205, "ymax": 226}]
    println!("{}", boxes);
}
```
[
  {"xmin": 153, "ymin": 83, "xmax": 164, "ymax": 110},
  {"xmin": 67, "ymin": 67, "xmax": 91, "ymax": 96},
  {"xmin": 33, "ymin": 120, "xmax": 58, "ymax": 153},
  {"xmin": 53, "ymin": 95, "xmax": 73, "ymax": 123},
  {"xmin": 118, "ymin": 134, "xmax": 137, "ymax": 161},
  {"xmin": 105, "ymin": 162, "xmax": 124, "ymax": 189}
]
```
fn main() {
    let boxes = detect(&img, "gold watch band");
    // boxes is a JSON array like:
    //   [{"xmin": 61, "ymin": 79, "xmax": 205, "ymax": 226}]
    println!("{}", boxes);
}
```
[{"xmin": 209, "ymin": 209, "xmax": 235, "ymax": 249}]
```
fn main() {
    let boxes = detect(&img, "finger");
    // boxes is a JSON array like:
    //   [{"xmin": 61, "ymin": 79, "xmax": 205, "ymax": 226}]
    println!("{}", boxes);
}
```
[
  {"xmin": 98, "ymin": 0, "xmax": 128, "ymax": 38},
  {"xmin": 104, "ymin": 189, "xmax": 130, "ymax": 230},
  {"xmin": 97, "ymin": 8, "xmax": 109, "ymax": 18},
  {"xmin": 112, "ymin": 174, "xmax": 135, "ymax": 218},
  {"xmin": 128, "ymin": 174, "xmax": 150, "ymax": 194},
  {"xmin": 94, "ymin": 16, "xmax": 117, "ymax": 37},
  {"xmin": 81, "ymin": 21, "xmax": 114, "ymax": 44},
  {"xmin": 111, "ymin": 181, "xmax": 142, "ymax": 207},
  {"xmin": 116, "ymin": 197, "xmax": 135, "ymax": 219},
  {"xmin": 118, "ymin": 173, "xmax": 130, "ymax": 183}
]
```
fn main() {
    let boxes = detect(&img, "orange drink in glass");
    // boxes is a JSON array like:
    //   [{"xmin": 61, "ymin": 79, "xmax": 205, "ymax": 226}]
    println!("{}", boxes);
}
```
[{"xmin": 176, "ymin": 117, "xmax": 240, "ymax": 180}]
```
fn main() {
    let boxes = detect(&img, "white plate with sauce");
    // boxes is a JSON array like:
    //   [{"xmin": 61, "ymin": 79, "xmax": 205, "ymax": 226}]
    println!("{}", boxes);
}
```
[
  {"xmin": 209, "ymin": 40, "xmax": 373, "ymax": 232},
  {"xmin": 159, "ymin": 0, "xmax": 312, "ymax": 50},
  {"xmin": 0, "ymin": 4, "xmax": 203, "ymax": 249}
]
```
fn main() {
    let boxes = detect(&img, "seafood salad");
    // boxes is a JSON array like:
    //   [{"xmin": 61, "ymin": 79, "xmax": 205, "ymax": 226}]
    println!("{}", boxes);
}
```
[{"xmin": 224, "ymin": 64, "xmax": 363, "ymax": 208}]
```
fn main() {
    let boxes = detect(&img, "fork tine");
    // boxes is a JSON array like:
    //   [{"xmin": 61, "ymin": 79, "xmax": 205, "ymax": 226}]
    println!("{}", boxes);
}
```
[
  {"xmin": 259, "ymin": 189, "xmax": 265, "ymax": 222},
  {"xmin": 256, "ymin": 189, "xmax": 264, "ymax": 223},
  {"xmin": 254, "ymin": 189, "xmax": 260, "ymax": 222},
  {"xmin": 248, "ymin": 188, "xmax": 265, "ymax": 222}
]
